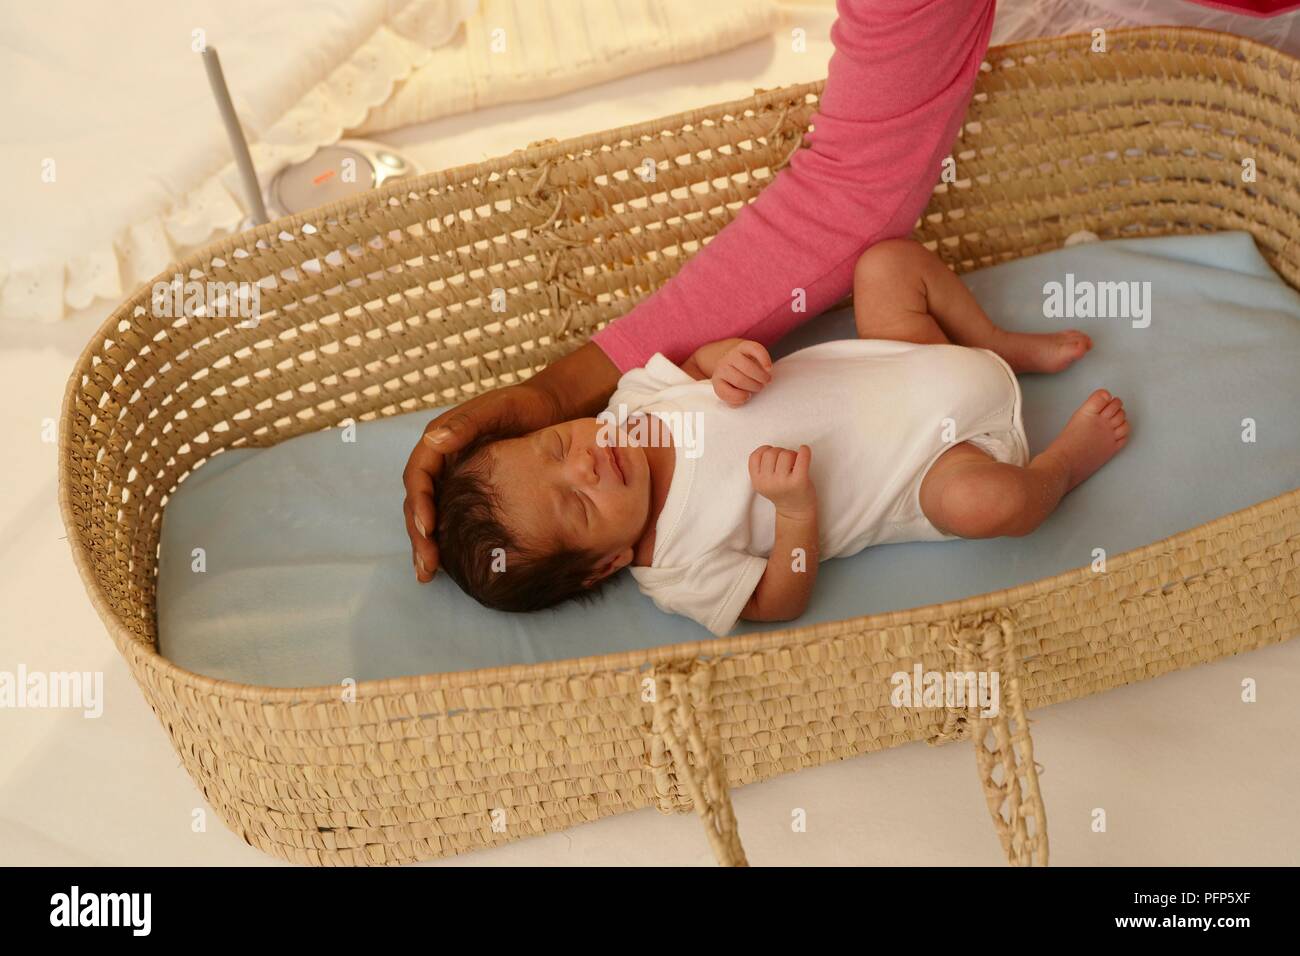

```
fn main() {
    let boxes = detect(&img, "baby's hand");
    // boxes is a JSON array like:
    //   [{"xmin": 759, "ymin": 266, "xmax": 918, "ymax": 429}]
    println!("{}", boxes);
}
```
[
  {"xmin": 713, "ymin": 340, "xmax": 772, "ymax": 407},
  {"xmin": 748, "ymin": 444, "xmax": 816, "ymax": 517}
]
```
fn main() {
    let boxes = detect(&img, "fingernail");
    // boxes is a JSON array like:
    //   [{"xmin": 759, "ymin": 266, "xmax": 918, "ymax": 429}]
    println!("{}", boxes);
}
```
[
  {"xmin": 425, "ymin": 428, "xmax": 451, "ymax": 447},
  {"xmin": 415, "ymin": 514, "xmax": 428, "ymax": 538},
  {"xmin": 416, "ymin": 554, "xmax": 428, "ymax": 576}
]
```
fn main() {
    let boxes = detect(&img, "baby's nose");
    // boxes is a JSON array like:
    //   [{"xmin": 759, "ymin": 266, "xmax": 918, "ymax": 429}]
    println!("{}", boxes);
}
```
[
  {"xmin": 581, "ymin": 448, "xmax": 601, "ymax": 484},
  {"xmin": 566, "ymin": 447, "xmax": 599, "ymax": 485}
]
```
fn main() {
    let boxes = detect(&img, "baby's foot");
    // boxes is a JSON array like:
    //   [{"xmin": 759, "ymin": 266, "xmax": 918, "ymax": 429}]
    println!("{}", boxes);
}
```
[
  {"xmin": 1044, "ymin": 389, "xmax": 1130, "ymax": 491},
  {"xmin": 994, "ymin": 329, "xmax": 1092, "ymax": 374}
]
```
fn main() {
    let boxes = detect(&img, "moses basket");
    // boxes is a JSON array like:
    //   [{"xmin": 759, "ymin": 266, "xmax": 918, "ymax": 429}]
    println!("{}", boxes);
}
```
[{"xmin": 59, "ymin": 27, "xmax": 1299, "ymax": 866}]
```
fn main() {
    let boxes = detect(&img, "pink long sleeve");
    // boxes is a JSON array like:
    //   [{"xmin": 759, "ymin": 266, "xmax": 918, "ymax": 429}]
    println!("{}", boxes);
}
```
[{"xmin": 592, "ymin": 0, "xmax": 997, "ymax": 373}]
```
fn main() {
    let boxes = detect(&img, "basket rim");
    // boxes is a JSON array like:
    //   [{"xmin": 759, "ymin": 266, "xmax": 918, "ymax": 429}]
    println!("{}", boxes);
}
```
[{"xmin": 57, "ymin": 24, "xmax": 1300, "ymax": 704}]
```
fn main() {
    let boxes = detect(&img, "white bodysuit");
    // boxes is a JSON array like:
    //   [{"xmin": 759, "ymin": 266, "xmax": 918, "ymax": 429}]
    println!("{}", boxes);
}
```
[{"xmin": 607, "ymin": 340, "xmax": 1029, "ymax": 636}]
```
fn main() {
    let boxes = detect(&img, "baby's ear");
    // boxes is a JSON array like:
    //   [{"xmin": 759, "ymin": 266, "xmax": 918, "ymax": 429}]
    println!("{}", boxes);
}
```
[{"xmin": 585, "ymin": 548, "xmax": 634, "ymax": 587}]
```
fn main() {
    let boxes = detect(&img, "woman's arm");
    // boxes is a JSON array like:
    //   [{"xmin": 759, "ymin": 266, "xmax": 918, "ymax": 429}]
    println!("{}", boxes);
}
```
[
  {"xmin": 592, "ymin": 0, "xmax": 997, "ymax": 373},
  {"xmin": 404, "ymin": 0, "xmax": 996, "ymax": 580}
]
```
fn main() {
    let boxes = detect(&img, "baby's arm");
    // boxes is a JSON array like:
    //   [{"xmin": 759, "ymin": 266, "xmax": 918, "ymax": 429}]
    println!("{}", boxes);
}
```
[
  {"xmin": 681, "ymin": 339, "xmax": 773, "ymax": 407},
  {"xmin": 740, "ymin": 444, "xmax": 819, "ymax": 623}
]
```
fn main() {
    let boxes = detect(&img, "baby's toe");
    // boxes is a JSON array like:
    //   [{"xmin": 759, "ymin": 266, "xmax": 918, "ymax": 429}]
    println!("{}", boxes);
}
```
[{"xmin": 1082, "ymin": 389, "xmax": 1113, "ymax": 413}]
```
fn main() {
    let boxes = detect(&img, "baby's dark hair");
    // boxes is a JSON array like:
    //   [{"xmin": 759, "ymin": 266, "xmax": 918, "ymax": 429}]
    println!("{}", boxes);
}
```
[{"xmin": 434, "ymin": 429, "xmax": 610, "ymax": 612}]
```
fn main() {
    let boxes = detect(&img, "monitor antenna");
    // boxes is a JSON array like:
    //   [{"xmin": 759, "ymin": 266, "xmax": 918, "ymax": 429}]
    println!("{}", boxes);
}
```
[{"xmin": 201, "ymin": 46, "xmax": 270, "ymax": 226}]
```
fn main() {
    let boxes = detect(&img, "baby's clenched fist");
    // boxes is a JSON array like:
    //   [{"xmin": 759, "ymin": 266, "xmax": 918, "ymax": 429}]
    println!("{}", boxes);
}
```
[
  {"xmin": 748, "ymin": 444, "xmax": 816, "ymax": 517},
  {"xmin": 713, "ymin": 340, "xmax": 772, "ymax": 407}
]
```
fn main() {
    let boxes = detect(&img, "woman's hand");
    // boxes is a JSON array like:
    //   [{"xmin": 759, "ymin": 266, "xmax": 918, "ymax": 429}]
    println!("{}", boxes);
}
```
[
  {"xmin": 402, "ymin": 383, "xmax": 551, "ymax": 581},
  {"xmin": 403, "ymin": 342, "xmax": 620, "ymax": 581},
  {"xmin": 711, "ymin": 340, "xmax": 773, "ymax": 407}
]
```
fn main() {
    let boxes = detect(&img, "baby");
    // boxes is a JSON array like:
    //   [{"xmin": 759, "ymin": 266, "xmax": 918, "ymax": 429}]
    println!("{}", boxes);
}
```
[{"xmin": 435, "ymin": 239, "xmax": 1129, "ymax": 635}]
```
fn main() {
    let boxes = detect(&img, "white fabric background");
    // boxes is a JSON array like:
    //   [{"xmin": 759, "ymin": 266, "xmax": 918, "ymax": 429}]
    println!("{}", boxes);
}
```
[{"xmin": 0, "ymin": 0, "xmax": 473, "ymax": 325}]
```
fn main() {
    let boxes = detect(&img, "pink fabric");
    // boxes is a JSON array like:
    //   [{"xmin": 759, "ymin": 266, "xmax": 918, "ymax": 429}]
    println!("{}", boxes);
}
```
[
  {"xmin": 1179, "ymin": 1, "xmax": 1300, "ymax": 16},
  {"xmin": 592, "ymin": 0, "xmax": 998, "ymax": 373}
]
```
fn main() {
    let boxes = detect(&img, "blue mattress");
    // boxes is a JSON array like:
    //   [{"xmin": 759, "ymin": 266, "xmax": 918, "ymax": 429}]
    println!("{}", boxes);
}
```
[{"xmin": 156, "ymin": 233, "xmax": 1300, "ymax": 686}]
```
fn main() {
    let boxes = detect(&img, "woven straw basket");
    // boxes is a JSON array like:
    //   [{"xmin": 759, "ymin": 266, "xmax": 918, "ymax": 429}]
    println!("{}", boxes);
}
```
[{"xmin": 59, "ymin": 27, "xmax": 1299, "ymax": 866}]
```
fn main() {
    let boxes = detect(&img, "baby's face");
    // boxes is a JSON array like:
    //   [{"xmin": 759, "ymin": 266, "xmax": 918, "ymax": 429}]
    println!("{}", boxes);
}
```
[{"xmin": 485, "ymin": 417, "xmax": 651, "ymax": 565}]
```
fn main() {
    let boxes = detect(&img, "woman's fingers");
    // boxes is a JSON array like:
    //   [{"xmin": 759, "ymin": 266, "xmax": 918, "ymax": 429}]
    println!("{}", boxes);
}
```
[
  {"xmin": 402, "ymin": 405, "xmax": 491, "ymax": 581},
  {"xmin": 403, "ymin": 494, "xmax": 437, "ymax": 581},
  {"xmin": 402, "ymin": 383, "xmax": 559, "ymax": 582},
  {"xmin": 422, "ymin": 406, "xmax": 481, "ymax": 455},
  {"xmin": 402, "ymin": 447, "xmax": 440, "ymax": 580}
]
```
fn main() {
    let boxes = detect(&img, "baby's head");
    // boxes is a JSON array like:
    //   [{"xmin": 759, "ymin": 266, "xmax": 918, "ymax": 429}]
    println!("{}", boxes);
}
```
[{"xmin": 435, "ymin": 418, "xmax": 652, "ymax": 612}]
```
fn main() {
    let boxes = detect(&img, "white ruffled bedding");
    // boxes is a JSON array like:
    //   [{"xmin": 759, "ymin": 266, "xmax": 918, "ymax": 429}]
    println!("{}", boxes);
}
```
[
  {"xmin": 0, "ymin": 0, "xmax": 473, "ymax": 325},
  {"xmin": 351, "ymin": 0, "xmax": 782, "ymax": 135}
]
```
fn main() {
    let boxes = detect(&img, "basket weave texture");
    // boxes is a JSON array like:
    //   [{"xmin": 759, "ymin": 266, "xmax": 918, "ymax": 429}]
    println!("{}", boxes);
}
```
[{"xmin": 59, "ymin": 27, "xmax": 1300, "ymax": 866}]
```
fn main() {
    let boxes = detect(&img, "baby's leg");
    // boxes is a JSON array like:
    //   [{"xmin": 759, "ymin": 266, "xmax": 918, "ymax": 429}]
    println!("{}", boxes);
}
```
[
  {"xmin": 854, "ymin": 239, "xmax": 1091, "ymax": 374},
  {"xmin": 851, "ymin": 239, "xmax": 951, "ymax": 347},
  {"xmin": 920, "ymin": 389, "xmax": 1129, "ymax": 538}
]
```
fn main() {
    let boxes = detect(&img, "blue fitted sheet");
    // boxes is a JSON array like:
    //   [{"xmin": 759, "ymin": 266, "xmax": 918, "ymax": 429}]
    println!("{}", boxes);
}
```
[{"xmin": 156, "ymin": 233, "xmax": 1300, "ymax": 686}]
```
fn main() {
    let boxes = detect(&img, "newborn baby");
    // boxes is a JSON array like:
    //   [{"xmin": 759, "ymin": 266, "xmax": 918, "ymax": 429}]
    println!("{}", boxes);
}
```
[{"xmin": 435, "ymin": 239, "xmax": 1129, "ymax": 635}]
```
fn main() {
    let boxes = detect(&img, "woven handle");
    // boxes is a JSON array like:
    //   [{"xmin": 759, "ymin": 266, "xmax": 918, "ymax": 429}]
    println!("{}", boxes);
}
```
[
  {"xmin": 647, "ymin": 661, "xmax": 748, "ymax": 867},
  {"xmin": 943, "ymin": 615, "xmax": 1049, "ymax": 866}
]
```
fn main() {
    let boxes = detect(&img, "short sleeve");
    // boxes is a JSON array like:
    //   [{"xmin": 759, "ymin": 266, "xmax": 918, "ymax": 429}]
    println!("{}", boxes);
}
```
[
  {"xmin": 606, "ymin": 353, "xmax": 696, "ymax": 414},
  {"xmin": 631, "ymin": 547, "xmax": 767, "ymax": 637}
]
